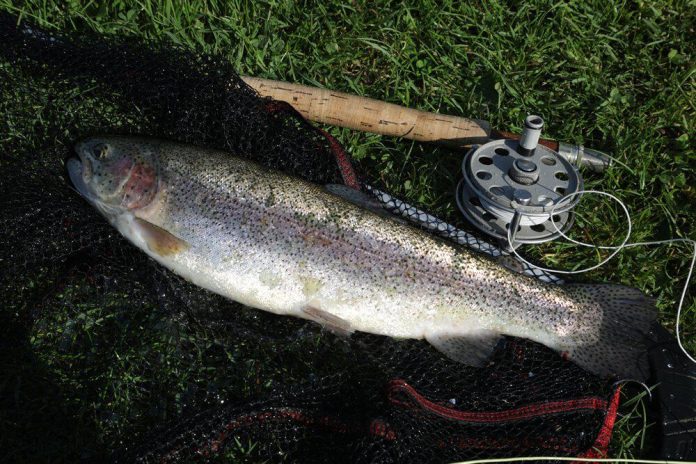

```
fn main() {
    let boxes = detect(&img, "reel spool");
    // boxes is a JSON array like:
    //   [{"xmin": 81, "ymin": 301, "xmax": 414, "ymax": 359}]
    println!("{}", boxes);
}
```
[{"xmin": 457, "ymin": 115, "xmax": 583, "ymax": 249}]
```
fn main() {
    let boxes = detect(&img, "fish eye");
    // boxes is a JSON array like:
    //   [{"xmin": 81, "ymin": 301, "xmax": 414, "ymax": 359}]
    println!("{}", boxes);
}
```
[{"xmin": 92, "ymin": 144, "xmax": 109, "ymax": 160}]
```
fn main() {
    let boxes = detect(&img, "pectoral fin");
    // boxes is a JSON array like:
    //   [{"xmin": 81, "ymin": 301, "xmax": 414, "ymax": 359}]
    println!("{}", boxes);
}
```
[
  {"xmin": 302, "ymin": 305, "xmax": 354, "ymax": 337},
  {"xmin": 133, "ymin": 217, "xmax": 190, "ymax": 257},
  {"xmin": 426, "ymin": 330, "xmax": 503, "ymax": 367}
]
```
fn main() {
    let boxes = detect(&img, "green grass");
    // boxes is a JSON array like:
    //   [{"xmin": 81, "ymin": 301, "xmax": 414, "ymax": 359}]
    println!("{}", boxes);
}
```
[{"xmin": 1, "ymin": 0, "xmax": 694, "ymax": 462}]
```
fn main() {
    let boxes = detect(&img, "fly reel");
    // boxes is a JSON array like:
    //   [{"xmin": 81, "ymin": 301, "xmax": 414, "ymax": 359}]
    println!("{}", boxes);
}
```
[{"xmin": 456, "ymin": 116, "xmax": 583, "ymax": 250}]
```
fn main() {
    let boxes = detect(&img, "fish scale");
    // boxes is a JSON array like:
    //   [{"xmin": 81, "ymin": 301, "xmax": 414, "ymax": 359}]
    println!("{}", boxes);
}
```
[{"xmin": 67, "ymin": 136, "xmax": 656, "ymax": 380}]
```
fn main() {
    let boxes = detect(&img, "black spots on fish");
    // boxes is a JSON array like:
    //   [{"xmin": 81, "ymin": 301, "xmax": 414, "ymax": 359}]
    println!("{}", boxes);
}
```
[
  {"xmin": 152, "ymin": 144, "xmax": 479, "ymax": 316},
  {"xmin": 509, "ymin": 286, "xmax": 522, "ymax": 300},
  {"xmin": 264, "ymin": 189, "xmax": 276, "ymax": 208}
]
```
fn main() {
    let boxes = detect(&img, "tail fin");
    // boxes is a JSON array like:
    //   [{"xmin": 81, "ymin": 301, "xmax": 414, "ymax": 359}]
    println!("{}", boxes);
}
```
[{"xmin": 565, "ymin": 284, "xmax": 656, "ymax": 380}]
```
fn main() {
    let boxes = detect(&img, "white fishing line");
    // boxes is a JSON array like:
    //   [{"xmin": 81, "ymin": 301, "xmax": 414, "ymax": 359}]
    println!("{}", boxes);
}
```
[
  {"xmin": 451, "ymin": 457, "xmax": 696, "ymax": 464},
  {"xmin": 505, "ymin": 190, "xmax": 696, "ymax": 365},
  {"xmin": 611, "ymin": 379, "xmax": 653, "ymax": 402}
]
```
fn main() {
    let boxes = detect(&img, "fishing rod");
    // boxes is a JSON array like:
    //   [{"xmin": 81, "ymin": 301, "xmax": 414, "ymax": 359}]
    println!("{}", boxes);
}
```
[
  {"xmin": 242, "ymin": 77, "xmax": 606, "ymax": 249},
  {"xmin": 241, "ymin": 76, "xmax": 612, "ymax": 172}
]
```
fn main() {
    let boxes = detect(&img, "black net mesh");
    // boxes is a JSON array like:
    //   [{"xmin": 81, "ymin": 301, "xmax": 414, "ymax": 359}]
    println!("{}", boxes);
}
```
[{"xmin": 1, "ymin": 13, "xmax": 618, "ymax": 463}]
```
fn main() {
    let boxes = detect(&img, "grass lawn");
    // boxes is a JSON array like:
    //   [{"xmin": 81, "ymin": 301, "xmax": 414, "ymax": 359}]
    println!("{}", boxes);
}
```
[{"xmin": 1, "ymin": 0, "xmax": 694, "ymax": 462}]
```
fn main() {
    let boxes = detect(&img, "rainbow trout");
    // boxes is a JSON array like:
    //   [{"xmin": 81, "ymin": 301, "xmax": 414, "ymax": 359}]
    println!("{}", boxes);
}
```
[{"xmin": 67, "ymin": 136, "xmax": 655, "ymax": 379}]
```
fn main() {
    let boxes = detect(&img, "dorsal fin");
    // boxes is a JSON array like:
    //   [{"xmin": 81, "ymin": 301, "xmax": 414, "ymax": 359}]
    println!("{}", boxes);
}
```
[{"xmin": 325, "ymin": 184, "xmax": 406, "ymax": 223}]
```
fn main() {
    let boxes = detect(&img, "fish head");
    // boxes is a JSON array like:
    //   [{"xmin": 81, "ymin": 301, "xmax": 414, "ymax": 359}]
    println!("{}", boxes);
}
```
[{"xmin": 68, "ymin": 137, "xmax": 159, "ymax": 218}]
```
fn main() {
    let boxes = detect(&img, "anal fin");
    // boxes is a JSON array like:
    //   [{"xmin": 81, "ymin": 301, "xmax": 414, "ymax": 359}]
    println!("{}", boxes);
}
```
[
  {"xmin": 302, "ymin": 305, "xmax": 354, "ymax": 337},
  {"xmin": 426, "ymin": 330, "xmax": 503, "ymax": 367}
]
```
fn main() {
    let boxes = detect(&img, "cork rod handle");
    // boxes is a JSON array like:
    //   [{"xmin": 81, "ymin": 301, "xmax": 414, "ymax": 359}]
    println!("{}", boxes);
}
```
[{"xmin": 241, "ymin": 76, "xmax": 491, "ymax": 147}]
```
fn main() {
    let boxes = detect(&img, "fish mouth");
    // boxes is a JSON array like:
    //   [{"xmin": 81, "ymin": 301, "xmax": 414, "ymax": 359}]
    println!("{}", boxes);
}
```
[
  {"xmin": 67, "ymin": 156, "xmax": 94, "ymax": 201},
  {"xmin": 67, "ymin": 158, "xmax": 85, "ymax": 194},
  {"xmin": 73, "ymin": 140, "xmax": 93, "ymax": 181},
  {"xmin": 67, "ymin": 157, "xmax": 120, "ymax": 220},
  {"xmin": 67, "ymin": 140, "xmax": 96, "ymax": 198}
]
